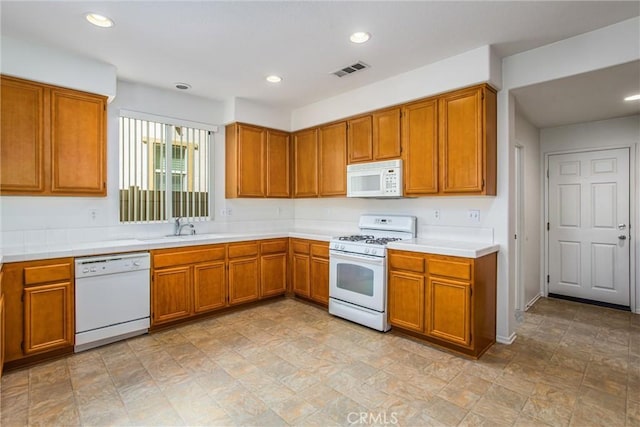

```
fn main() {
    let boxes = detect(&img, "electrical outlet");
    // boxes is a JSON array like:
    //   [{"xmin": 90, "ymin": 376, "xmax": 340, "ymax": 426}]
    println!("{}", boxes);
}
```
[
  {"xmin": 433, "ymin": 209, "xmax": 440, "ymax": 221},
  {"xmin": 219, "ymin": 208, "xmax": 227, "ymax": 216},
  {"xmin": 468, "ymin": 209, "xmax": 480, "ymax": 223},
  {"xmin": 226, "ymin": 208, "xmax": 232, "ymax": 216},
  {"xmin": 88, "ymin": 208, "xmax": 98, "ymax": 221}
]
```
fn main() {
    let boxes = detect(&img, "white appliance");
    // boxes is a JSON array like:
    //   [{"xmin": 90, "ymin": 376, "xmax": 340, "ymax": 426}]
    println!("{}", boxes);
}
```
[
  {"xmin": 329, "ymin": 214, "xmax": 416, "ymax": 331},
  {"xmin": 347, "ymin": 159, "xmax": 403, "ymax": 198},
  {"xmin": 75, "ymin": 252, "xmax": 151, "ymax": 352}
]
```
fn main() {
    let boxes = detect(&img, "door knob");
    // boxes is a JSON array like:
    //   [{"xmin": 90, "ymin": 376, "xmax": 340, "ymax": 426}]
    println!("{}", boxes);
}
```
[
  {"xmin": 618, "ymin": 224, "xmax": 626, "ymax": 230},
  {"xmin": 618, "ymin": 235, "xmax": 627, "ymax": 240}
]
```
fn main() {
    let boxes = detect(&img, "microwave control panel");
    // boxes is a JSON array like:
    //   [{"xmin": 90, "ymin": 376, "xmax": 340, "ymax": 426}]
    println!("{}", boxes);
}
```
[{"xmin": 384, "ymin": 169, "xmax": 400, "ymax": 193}]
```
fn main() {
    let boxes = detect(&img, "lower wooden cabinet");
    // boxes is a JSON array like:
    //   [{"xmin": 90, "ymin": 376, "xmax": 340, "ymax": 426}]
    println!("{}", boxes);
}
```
[
  {"xmin": 310, "ymin": 243, "xmax": 330, "ymax": 305},
  {"xmin": 388, "ymin": 250, "xmax": 496, "ymax": 358},
  {"xmin": 260, "ymin": 239, "xmax": 288, "ymax": 298},
  {"xmin": 153, "ymin": 266, "xmax": 192, "ymax": 324},
  {"xmin": 152, "ymin": 244, "xmax": 226, "ymax": 325},
  {"xmin": 193, "ymin": 262, "xmax": 227, "ymax": 313},
  {"xmin": 291, "ymin": 239, "xmax": 329, "ymax": 306},
  {"xmin": 228, "ymin": 242, "xmax": 259, "ymax": 306},
  {"xmin": 2, "ymin": 258, "xmax": 74, "ymax": 365},
  {"xmin": 152, "ymin": 239, "xmax": 289, "ymax": 327}
]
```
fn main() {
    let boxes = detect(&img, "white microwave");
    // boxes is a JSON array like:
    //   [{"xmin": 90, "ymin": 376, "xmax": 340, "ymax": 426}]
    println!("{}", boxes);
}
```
[{"xmin": 347, "ymin": 159, "xmax": 403, "ymax": 198}]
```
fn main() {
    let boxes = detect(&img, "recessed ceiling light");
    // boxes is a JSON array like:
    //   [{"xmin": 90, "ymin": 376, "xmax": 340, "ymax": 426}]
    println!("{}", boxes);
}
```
[
  {"xmin": 85, "ymin": 13, "xmax": 114, "ymax": 28},
  {"xmin": 624, "ymin": 94, "xmax": 640, "ymax": 101},
  {"xmin": 266, "ymin": 75, "xmax": 282, "ymax": 83},
  {"xmin": 350, "ymin": 32, "xmax": 371, "ymax": 44},
  {"xmin": 175, "ymin": 83, "xmax": 191, "ymax": 90}
]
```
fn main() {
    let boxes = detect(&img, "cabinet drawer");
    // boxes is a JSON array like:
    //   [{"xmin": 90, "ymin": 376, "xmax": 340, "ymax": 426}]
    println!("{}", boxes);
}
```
[
  {"xmin": 389, "ymin": 253, "xmax": 425, "ymax": 274},
  {"xmin": 24, "ymin": 263, "xmax": 72, "ymax": 285},
  {"xmin": 310, "ymin": 243, "xmax": 329, "ymax": 259},
  {"xmin": 291, "ymin": 240, "xmax": 310, "ymax": 254},
  {"xmin": 228, "ymin": 242, "xmax": 258, "ymax": 258},
  {"xmin": 261, "ymin": 239, "xmax": 287, "ymax": 254},
  {"xmin": 154, "ymin": 246, "xmax": 225, "ymax": 268},
  {"xmin": 429, "ymin": 258, "xmax": 471, "ymax": 280}
]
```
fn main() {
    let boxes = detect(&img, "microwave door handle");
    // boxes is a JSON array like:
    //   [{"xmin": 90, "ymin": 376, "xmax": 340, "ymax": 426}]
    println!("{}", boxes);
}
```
[{"xmin": 330, "ymin": 252, "xmax": 385, "ymax": 266}]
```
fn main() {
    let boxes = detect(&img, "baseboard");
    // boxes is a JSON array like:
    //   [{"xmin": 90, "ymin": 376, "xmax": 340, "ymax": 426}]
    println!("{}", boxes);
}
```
[
  {"xmin": 525, "ymin": 293, "xmax": 542, "ymax": 311},
  {"xmin": 496, "ymin": 332, "xmax": 516, "ymax": 345}
]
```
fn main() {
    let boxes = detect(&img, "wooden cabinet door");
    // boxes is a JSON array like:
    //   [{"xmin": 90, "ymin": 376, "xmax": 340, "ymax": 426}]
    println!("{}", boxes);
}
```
[
  {"xmin": 23, "ymin": 281, "xmax": 73, "ymax": 354},
  {"xmin": 228, "ymin": 257, "xmax": 259, "ymax": 305},
  {"xmin": 152, "ymin": 266, "xmax": 192, "ymax": 325},
  {"xmin": 373, "ymin": 107, "xmax": 401, "ymax": 160},
  {"xmin": 193, "ymin": 262, "xmax": 226, "ymax": 313},
  {"xmin": 293, "ymin": 129, "xmax": 318, "ymax": 197},
  {"xmin": 403, "ymin": 99, "xmax": 438, "ymax": 195},
  {"xmin": 347, "ymin": 116, "xmax": 373, "ymax": 164},
  {"xmin": 426, "ymin": 277, "xmax": 472, "ymax": 347},
  {"xmin": 0, "ymin": 76, "xmax": 45, "ymax": 194},
  {"xmin": 291, "ymin": 253, "xmax": 310, "ymax": 297},
  {"xmin": 388, "ymin": 271, "xmax": 425, "ymax": 332},
  {"xmin": 236, "ymin": 124, "xmax": 265, "ymax": 197},
  {"xmin": 319, "ymin": 122, "xmax": 347, "ymax": 196},
  {"xmin": 266, "ymin": 130, "xmax": 290, "ymax": 198},
  {"xmin": 439, "ymin": 86, "xmax": 484, "ymax": 194},
  {"xmin": 310, "ymin": 256, "xmax": 329, "ymax": 305},
  {"xmin": 50, "ymin": 88, "xmax": 106, "ymax": 195},
  {"xmin": 260, "ymin": 253, "xmax": 287, "ymax": 297}
]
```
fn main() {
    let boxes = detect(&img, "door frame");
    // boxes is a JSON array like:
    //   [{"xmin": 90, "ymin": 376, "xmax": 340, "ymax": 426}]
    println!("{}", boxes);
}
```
[
  {"xmin": 514, "ymin": 144, "xmax": 525, "ymax": 316},
  {"xmin": 543, "ymin": 145, "xmax": 637, "ymax": 313}
]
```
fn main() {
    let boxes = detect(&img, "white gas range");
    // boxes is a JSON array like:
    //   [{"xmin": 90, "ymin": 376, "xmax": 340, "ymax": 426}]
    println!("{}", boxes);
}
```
[{"xmin": 328, "ymin": 214, "xmax": 416, "ymax": 331}]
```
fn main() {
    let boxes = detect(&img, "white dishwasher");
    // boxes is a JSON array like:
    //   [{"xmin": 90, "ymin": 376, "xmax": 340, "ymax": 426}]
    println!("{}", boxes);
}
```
[{"xmin": 75, "ymin": 252, "xmax": 150, "ymax": 352}]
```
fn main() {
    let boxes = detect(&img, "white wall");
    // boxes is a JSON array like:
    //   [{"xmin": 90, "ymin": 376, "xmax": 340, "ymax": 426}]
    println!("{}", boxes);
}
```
[
  {"xmin": 514, "ymin": 104, "xmax": 542, "ymax": 308},
  {"xmin": 0, "ymin": 36, "xmax": 117, "ymax": 100},
  {"xmin": 224, "ymin": 97, "xmax": 291, "ymax": 130},
  {"xmin": 540, "ymin": 115, "xmax": 640, "ymax": 312},
  {"xmin": 292, "ymin": 45, "xmax": 499, "ymax": 130}
]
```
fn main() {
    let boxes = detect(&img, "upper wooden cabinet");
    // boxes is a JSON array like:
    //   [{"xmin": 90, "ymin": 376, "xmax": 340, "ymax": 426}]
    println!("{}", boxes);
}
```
[
  {"xmin": 347, "ymin": 116, "xmax": 373, "ymax": 163},
  {"xmin": 0, "ymin": 75, "xmax": 106, "ymax": 197},
  {"xmin": 372, "ymin": 107, "xmax": 402, "ymax": 160},
  {"xmin": 318, "ymin": 122, "xmax": 347, "ymax": 197},
  {"xmin": 266, "ymin": 130, "xmax": 291, "ymax": 197},
  {"xmin": 402, "ymin": 98, "xmax": 438, "ymax": 195},
  {"xmin": 225, "ymin": 123, "xmax": 290, "ymax": 198},
  {"xmin": 347, "ymin": 108, "xmax": 402, "ymax": 164},
  {"xmin": 439, "ymin": 85, "xmax": 496, "ymax": 195},
  {"xmin": 293, "ymin": 128, "xmax": 319, "ymax": 197}
]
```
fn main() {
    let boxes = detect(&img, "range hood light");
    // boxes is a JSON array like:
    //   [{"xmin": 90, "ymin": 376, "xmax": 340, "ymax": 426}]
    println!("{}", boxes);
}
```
[{"xmin": 624, "ymin": 94, "xmax": 640, "ymax": 101}]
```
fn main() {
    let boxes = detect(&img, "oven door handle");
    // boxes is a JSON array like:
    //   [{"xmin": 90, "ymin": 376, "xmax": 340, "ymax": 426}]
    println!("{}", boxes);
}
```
[{"xmin": 330, "ymin": 251, "xmax": 385, "ymax": 266}]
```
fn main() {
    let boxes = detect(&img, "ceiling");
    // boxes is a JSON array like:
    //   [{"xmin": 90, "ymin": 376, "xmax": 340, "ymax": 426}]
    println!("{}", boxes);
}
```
[
  {"xmin": 512, "ymin": 60, "xmax": 640, "ymax": 128},
  {"xmin": 1, "ymin": 1, "xmax": 639, "ymax": 126}
]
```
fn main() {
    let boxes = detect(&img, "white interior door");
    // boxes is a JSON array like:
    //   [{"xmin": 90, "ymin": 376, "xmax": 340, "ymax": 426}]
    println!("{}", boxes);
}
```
[{"xmin": 548, "ymin": 148, "xmax": 630, "ymax": 307}]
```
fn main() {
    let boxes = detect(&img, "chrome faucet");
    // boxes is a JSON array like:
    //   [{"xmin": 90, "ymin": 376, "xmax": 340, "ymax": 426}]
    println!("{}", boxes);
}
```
[{"xmin": 174, "ymin": 217, "xmax": 196, "ymax": 236}]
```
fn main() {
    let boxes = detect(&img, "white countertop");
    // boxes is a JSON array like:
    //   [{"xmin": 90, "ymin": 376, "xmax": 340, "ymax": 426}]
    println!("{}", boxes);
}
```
[
  {"xmin": 0, "ymin": 229, "xmax": 337, "ymax": 263},
  {"xmin": 387, "ymin": 238, "xmax": 499, "ymax": 258},
  {"xmin": 1, "ymin": 229, "xmax": 498, "ymax": 263}
]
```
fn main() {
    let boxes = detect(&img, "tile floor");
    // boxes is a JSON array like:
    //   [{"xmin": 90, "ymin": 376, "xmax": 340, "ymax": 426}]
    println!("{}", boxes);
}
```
[{"xmin": 1, "ymin": 297, "xmax": 638, "ymax": 426}]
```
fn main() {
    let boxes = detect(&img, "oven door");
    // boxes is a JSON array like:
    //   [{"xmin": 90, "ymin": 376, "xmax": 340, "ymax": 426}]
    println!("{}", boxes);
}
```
[{"xmin": 329, "ymin": 250, "xmax": 386, "ymax": 312}]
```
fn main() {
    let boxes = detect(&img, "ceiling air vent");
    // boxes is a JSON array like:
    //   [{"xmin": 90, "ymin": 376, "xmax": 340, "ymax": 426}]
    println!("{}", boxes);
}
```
[{"xmin": 332, "ymin": 61, "xmax": 370, "ymax": 78}]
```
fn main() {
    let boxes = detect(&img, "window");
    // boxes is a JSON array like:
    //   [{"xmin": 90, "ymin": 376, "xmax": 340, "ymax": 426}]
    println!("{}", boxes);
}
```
[{"xmin": 119, "ymin": 114, "xmax": 213, "ymax": 222}]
